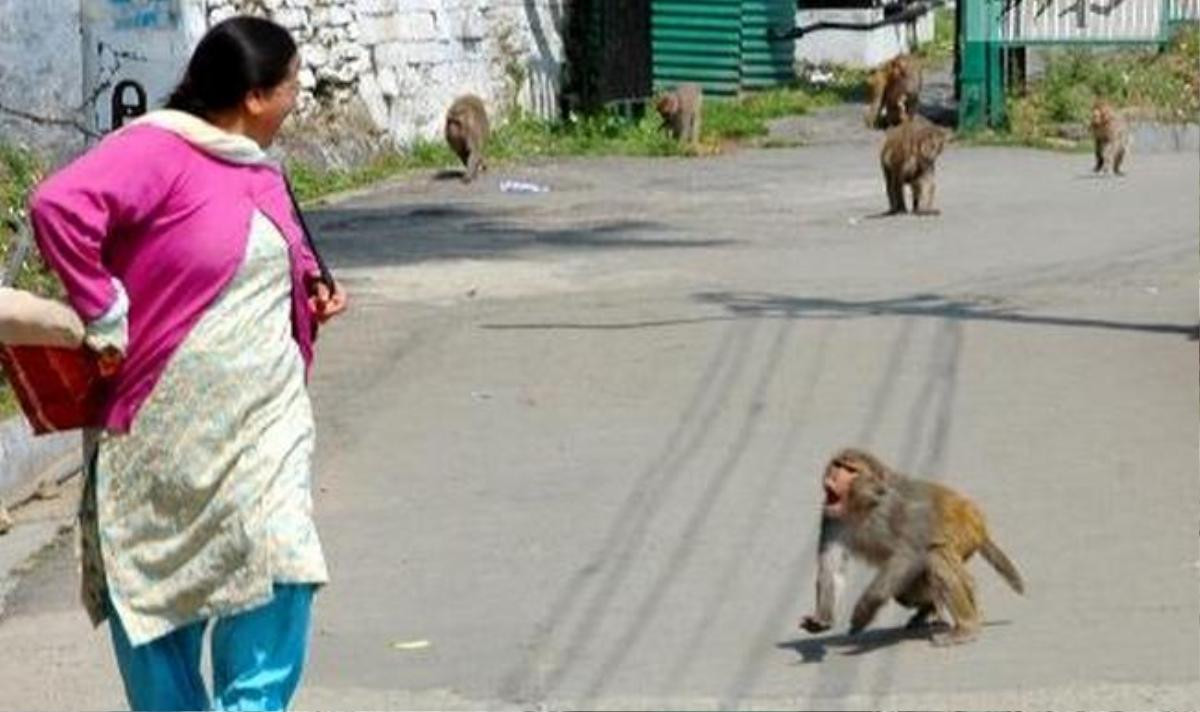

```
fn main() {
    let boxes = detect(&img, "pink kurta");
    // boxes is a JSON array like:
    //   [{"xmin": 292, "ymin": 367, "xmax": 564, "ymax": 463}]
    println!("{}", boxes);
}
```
[
  {"xmin": 29, "ymin": 115, "xmax": 323, "ymax": 432},
  {"xmin": 33, "ymin": 111, "xmax": 333, "ymax": 645}
]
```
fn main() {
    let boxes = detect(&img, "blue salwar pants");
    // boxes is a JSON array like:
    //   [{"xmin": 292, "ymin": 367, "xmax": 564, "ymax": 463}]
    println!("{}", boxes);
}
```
[{"xmin": 108, "ymin": 583, "xmax": 315, "ymax": 711}]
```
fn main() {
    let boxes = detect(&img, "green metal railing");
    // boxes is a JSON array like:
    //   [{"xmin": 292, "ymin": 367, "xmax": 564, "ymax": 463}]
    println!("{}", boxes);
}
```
[{"xmin": 958, "ymin": 0, "xmax": 1199, "ymax": 130}]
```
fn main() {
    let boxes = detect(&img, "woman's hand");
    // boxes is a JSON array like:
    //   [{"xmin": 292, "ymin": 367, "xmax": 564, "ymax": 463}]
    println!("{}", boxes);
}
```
[
  {"xmin": 94, "ymin": 346, "xmax": 124, "ymax": 378},
  {"xmin": 308, "ymin": 280, "xmax": 347, "ymax": 324}
]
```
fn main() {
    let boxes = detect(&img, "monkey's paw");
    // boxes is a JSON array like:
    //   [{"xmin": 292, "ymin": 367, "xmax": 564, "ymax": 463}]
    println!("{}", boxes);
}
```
[{"xmin": 799, "ymin": 615, "xmax": 831, "ymax": 634}]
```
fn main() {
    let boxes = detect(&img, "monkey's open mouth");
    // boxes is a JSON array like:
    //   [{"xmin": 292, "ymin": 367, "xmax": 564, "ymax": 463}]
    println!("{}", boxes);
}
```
[{"xmin": 824, "ymin": 486, "xmax": 842, "ymax": 507}]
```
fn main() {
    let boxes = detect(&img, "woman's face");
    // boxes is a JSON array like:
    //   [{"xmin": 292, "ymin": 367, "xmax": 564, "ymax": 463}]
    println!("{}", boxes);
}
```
[{"xmin": 245, "ymin": 54, "xmax": 300, "ymax": 148}]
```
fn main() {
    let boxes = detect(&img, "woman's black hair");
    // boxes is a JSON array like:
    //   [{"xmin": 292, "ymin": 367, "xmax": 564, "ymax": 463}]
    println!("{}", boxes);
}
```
[{"xmin": 166, "ymin": 15, "xmax": 297, "ymax": 117}]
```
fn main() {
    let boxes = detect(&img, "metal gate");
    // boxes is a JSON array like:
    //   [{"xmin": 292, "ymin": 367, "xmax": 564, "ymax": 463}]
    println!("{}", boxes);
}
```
[
  {"xmin": 960, "ymin": 0, "xmax": 1200, "ymax": 129},
  {"xmin": 568, "ymin": 0, "xmax": 654, "ymax": 110}
]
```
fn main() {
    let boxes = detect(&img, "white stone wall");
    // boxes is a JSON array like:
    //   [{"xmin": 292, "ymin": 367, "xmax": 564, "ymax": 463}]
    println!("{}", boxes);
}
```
[{"xmin": 206, "ymin": 0, "xmax": 569, "ymax": 145}]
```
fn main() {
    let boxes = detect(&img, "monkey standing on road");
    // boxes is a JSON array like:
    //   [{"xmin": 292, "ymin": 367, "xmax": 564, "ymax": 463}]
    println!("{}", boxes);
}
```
[
  {"xmin": 444, "ymin": 94, "xmax": 490, "ymax": 182},
  {"xmin": 799, "ymin": 448, "xmax": 1024, "ymax": 646},
  {"xmin": 865, "ymin": 55, "xmax": 922, "ymax": 129},
  {"xmin": 656, "ymin": 83, "xmax": 703, "ymax": 146},
  {"xmin": 879, "ymin": 115, "xmax": 950, "ymax": 216},
  {"xmin": 1090, "ymin": 99, "xmax": 1129, "ymax": 176}
]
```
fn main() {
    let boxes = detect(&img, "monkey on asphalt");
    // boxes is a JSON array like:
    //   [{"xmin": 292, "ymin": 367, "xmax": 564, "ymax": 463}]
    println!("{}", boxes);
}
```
[
  {"xmin": 865, "ymin": 55, "xmax": 922, "ymax": 129},
  {"xmin": 879, "ymin": 115, "xmax": 950, "ymax": 216},
  {"xmin": 444, "ymin": 94, "xmax": 490, "ymax": 182},
  {"xmin": 799, "ymin": 448, "xmax": 1024, "ymax": 646},
  {"xmin": 656, "ymin": 83, "xmax": 703, "ymax": 146},
  {"xmin": 1090, "ymin": 99, "xmax": 1129, "ymax": 176}
]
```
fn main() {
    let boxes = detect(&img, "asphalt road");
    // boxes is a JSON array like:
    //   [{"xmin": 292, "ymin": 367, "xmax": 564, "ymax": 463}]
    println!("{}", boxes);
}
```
[{"xmin": 0, "ymin": 116, "xmax": 1196, "ymax": 709}]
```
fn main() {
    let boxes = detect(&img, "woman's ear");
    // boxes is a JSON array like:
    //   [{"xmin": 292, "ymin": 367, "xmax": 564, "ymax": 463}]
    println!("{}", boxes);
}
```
[{"xmin": 243, "ymin": 89, "xmax": 270, "ymax": 118}]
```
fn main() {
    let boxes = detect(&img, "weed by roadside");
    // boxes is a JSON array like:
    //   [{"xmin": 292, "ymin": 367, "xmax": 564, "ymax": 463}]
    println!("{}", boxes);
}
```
[
  {"xmin": 998, "ymin": 24, "xmax": 1199, "ymax": 148},
  {"xmin": 704, "ymin": 86, "xmax": 835, "ymax": 140},
  {"xmin": 289, "ymin": 86, "xmax": 833, "ymax": 201},
  {"xmin": 0, "ymin": 143, "xmax": 55, "ymax": 418},
  {"xmin": 0, "ymin": 145, "xmax": 54, "ymax": 295},
  {"xmin": 285, "ymin": 111, "xmax": 685, "ymax": 203}
]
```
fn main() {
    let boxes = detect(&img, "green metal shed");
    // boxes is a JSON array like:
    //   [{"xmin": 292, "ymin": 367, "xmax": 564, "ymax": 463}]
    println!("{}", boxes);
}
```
[
  {"xmin": 651, "ymin": 0, "xmax": 796, "ymax": 96},
  {"xmin": 740, "ymin": 0, "xmax": 798, "ymax": 90}
]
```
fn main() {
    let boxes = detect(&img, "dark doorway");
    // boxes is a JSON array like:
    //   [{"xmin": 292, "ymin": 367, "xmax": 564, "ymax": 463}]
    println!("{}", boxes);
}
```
[{"xmin": 565, "ymin": 0, "xmax": 653, "ymax": 112}]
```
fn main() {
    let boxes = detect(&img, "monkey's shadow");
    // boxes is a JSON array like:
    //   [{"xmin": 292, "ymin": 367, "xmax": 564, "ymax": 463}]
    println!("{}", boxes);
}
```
[
  {"xmin": 431, "ymin": 169, "xmax": 469, "ymax": 182},
  {"xmin": 777, "ymin": 620, "xmax": 1012, "ymax": 662}
]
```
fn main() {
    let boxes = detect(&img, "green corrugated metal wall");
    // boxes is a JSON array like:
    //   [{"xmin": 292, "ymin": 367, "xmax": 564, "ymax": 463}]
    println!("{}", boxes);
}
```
[
  {"xmin": 651, "ymin": 0, "xmax": 794, "ymax": 96},
  {"xmin": 740, "ymin": 0, "xmax": 795, "ymax": 90},
  {"xmin": 652, "ymin": 0, "xmax": 742, "ymax": 95}
]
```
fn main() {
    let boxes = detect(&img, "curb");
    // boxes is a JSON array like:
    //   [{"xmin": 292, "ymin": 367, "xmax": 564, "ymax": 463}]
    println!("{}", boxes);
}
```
[
  {"xmin": 1130, "ymin": 121, "xmax": 1200, "ymax": 153},
  {"xmin": 0, "ymin": 416, "xmax": 80, "ymax": 504}
]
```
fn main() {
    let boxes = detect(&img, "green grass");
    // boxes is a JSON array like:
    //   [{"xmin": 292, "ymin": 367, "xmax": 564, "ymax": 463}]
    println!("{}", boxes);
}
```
[
  {"xmin": 0, "ymin": 143, "xmax": 54, "ymax": 418},
  {"xmin": 703, "ymin": 86, "xmax": 832, "ymax": 140},
  {"xmin": 286, "ymin": 111, "xmax": 687, "ymax": 203},
  {"xmin": 491, "ymin": 110, "xmax": 683, "ymax": 159},
  {"xmin": 999, "ymin": 24, "xmax": 1200, "ymax": 147},
  {"xmin": 286, "ymin": 150, "xmax": 442, "ymax": 203}
]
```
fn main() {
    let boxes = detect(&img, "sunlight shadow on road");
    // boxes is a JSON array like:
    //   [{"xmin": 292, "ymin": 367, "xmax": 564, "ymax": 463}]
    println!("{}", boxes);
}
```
[{"xmin": 481, "ymin": 290, "xmax": 1197, "ymax": 339}]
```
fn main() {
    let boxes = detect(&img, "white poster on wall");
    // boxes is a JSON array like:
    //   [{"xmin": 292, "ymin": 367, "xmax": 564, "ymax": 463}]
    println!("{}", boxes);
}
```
[{"xmin": 80, "ymin": 0, "xmax": 207, "ymax": 135}]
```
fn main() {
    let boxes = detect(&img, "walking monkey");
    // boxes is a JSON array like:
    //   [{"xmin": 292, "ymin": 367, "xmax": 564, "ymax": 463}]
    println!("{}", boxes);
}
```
[
  {"xmin": 656, "ymin": 83, "xmax": 703, "ymax": 145},
  {"xmin": 1090, "ymin": 99, "xmax": 1129, "ymax": 176},
  {"xmin": 879, "ymin": 115, "xmax": 950, "ymax": 216},
  {"xmin": 444, "ymin": 94, "xmax": 490, "ymax": 182},
  {"xmin": 865, "ymin": 55, "xmax": 922, "ymax": 129},
  {"xmin": 799, "ymin": 448, "xmax": 1024, "ymax": 646}
]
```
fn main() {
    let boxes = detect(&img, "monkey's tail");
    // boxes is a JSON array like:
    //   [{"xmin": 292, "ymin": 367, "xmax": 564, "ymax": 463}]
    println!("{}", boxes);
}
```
[{"xmin": 980, "ymin": 537, "xmax": 1025, "ymax": 594}]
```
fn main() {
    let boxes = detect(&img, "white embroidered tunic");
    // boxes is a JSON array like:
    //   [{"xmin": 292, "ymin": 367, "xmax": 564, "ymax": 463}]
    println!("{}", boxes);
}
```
[{"xmin": 81, "ymin": 211, "xmax": 328, "ymax": 646}]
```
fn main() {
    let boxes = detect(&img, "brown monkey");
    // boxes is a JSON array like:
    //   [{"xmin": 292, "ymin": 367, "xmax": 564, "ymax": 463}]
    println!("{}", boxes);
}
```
[
  {"xmin": 1090, "ymin": 99, "xmax": 1129, "ymax": 176},
  {"xmin": 799, "ymin": 448, "xmax": 1024, "ymax": 646},
  {"xmin": 444, "ymin": 94, "xmax": 490, "ymax": 182},
  {"xmin": 865, "ymin": 55, "xmax": 922, "ymax": 129},
  {"xmin": 656, "ymin": 83, "xmax": 703, "ymax": 145},
  {"xmin": 879, "ymin": 115, "xmax": 949, "ymax": 216}
]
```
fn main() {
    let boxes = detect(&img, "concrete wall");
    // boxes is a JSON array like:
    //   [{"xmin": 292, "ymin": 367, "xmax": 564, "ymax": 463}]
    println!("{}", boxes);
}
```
[
  {"xmin": 0, "ymin": 0, "xmax": 88, "ymax": 160},
  {"xmin": 0, "ymin": 0, "xmax": 568, "ymax": 159},
  {"xmin": 80, "ymin": 0, "xmax": 208, "ymax": 134},
  {"xmin": 794, "ymin": 7, "xmax": 935, "ymax": 68}
]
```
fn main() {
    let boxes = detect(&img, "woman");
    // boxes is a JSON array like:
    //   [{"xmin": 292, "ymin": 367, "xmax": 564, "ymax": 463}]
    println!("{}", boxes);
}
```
[{"xmin": 29, "ymin": 16, "xmax": 346, "ymax": 710}]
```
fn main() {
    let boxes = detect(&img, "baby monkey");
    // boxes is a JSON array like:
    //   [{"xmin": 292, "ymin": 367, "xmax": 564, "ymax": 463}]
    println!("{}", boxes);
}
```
[
  {"xmin": 1090, "ymin": 99, "xmax": 1129, "ymax": 176},
  {"xmin": 444, "ymin": 94, "xmax": 490, "ymax": 182},
  {"xmin": 656, "ymin": 83, "xmax": 703, "ymax": 146},
  {"xmin": 799, "ymin": 448, "xmax": 1024, "ymax": 646}
]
